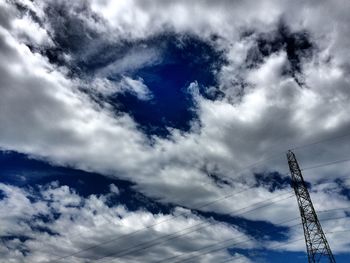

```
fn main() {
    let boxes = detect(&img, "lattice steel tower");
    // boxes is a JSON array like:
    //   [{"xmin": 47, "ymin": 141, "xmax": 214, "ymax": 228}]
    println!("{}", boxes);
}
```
[{"xmin": 286, "ymin": 150, "xmax": 336, "ymax": 263}]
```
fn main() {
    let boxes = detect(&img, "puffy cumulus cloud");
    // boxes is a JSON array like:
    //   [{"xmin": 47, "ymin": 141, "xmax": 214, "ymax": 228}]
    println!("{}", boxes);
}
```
[
  {"xmin": 0, "ymin": 182, "xmax": 255, "ymax": 263},
  {"xmin": 1, "ymin": 1, "xmax": 350, "ymax": 258}
]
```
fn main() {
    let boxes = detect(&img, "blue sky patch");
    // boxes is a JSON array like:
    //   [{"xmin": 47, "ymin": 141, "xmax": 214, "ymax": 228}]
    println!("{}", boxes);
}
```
[
  {"xmin": 0, "ymin": 151, "xmax": 173, "ymax": 213},
  {"xmin": 108, "ymin": 34, "xmax": 226, "ymax": 136},
  {"xmin": 1, "ymin": 1, "xmax": 350, "ymax": 262}
]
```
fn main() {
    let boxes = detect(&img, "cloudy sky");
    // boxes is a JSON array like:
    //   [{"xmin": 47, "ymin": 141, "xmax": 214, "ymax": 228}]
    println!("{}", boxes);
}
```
[{"xmin": 1, "ymin": 0, "xmax": 350, "ymax": 262}]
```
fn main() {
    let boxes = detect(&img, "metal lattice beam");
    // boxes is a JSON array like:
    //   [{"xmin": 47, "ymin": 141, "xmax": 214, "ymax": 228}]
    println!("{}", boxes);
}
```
[{"xmin": 287, "ymin": 150, "xmax": 336, "ymax": 263}]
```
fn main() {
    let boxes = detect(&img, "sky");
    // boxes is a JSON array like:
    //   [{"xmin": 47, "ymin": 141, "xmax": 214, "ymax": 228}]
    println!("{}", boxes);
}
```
[{"xmin": 0, "ymin": 0, "xmax": 350, "ymax": 262}]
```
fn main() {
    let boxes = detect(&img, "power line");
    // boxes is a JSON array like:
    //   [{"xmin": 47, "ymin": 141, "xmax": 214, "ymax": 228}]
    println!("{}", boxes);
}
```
[
  {"xmin": 302, "ymin": 157, "xmax": 350, "ymax": 171},
  {"xmin": 162, "ymin": 210, "xmax": 350, "ymax": 263},
  {"xmin": 46, "ymin": 160, "xmax": 292, "ymax": 262},
  {"xmin": 230, "ymin": 130, "xmax": 350, "ymax": 180},
  {"xmin": 47, "ymin": 154, "xmax": 350, "ymax": 262},
  {"xmin": 167, "ymin": 214, "xmax": 350, "ymax": 263},
  {"xmin": 219, "ymin": 227, "xmax": 350, "ymax": 263},
  {"xmin": 97, "ymin": 190, "xmax": 350, "ymax": 263},
  {"xmin": 96, "ymin": 187, "xmax": 350, "ymax": 263},
  {"xmin": 154, "ymin": 217, "xmax": 302, "ymax": 263},
  {"xmin": 290, "ymin": 131, "xmax": 350, "ymax": 151},
  {"xmin": 47, "ymin": 185, "xmax": 270, "ymax": 263},
  {"xmin": 45, "ymin": 130, "xmax": 350, "ymax": 262},
  {"xmin": 95, "ymin": 176, "xmax": 350, "ymax": 263},
  {"xmin": 48, "ymin": 156, "xmax": 288, "ymax": 263},
  {"xmin": 225, "ymin": 130, "xmax": 350, "ymax": 182},
  {"xmin": 94, "ymin": 193, "xmax": 294, "ymax": 263}
]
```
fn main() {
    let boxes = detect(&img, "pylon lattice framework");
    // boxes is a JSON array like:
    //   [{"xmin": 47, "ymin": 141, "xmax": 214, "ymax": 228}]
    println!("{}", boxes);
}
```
[{"xmin": 287, "ymin": 150, "xmax": 336, "ymax": 263}]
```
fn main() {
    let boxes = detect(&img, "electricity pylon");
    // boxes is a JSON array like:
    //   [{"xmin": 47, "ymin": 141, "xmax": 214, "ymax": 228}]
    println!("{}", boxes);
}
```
[{"xmin": 286, "ymin": 150, "xmax": 336, "ymax": 263}]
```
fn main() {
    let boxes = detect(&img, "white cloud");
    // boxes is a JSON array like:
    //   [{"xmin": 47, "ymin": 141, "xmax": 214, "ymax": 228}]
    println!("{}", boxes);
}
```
[
  {"xmin": 1, "ymin": 15, "xmax": 350, "ymax": 225},
  {"xmin": 0, "ymin": 2, "xmax": 350, "ymax": 261},
  {"xmin": 11, "ymin": 15, "xmax": 53, "ymax": 47},
  {"xmin": 0, "ymin": 183, "xmax": 255, "ymax": 263},
  {"xmin": 96, "ymin": 46, "xmax": 162, "ymax": 77},
  {"xmin": 119, "ymin": 76, "xmax": 152, "ymax": 100},
  {"xmin": 0, "ymin": 22, "xmax": 153, "ymax": 179},
  {"xmin": 88, "ymin": 76, "xmax": 152, "ymax": 100},
  {"xmin": 109, "ymin": 184, "xmax": 120, "ymax": 195}
]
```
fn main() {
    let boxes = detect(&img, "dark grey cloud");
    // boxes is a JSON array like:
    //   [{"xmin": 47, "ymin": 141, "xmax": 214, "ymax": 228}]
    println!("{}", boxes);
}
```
[
  {"xmin": 0, "ymin": 1, "xmax": 350, "ymax": 261},
  {"xmin": 244, "ymin": 21, "xmax": 315, "ymax": 85}
]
